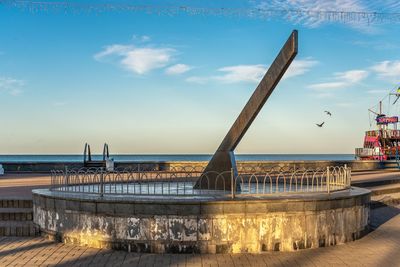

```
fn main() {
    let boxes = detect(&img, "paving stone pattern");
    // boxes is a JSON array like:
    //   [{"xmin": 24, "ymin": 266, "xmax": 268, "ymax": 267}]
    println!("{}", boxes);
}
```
[{"xmin": 0, "ymin": 199, "xmax": 38, "ymax": 237}]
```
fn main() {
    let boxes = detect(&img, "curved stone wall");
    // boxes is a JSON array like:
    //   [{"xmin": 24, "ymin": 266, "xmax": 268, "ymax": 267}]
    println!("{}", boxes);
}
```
[{"xmin": 32, "ymin": 188, "xmax": 370, "ymax": 253}]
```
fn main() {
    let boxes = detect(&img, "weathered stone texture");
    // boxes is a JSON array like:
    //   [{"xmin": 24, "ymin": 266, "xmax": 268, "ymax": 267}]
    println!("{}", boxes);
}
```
[{"xmin": 32, "ymin": 188, "xmax": 370, "ymax": 253}]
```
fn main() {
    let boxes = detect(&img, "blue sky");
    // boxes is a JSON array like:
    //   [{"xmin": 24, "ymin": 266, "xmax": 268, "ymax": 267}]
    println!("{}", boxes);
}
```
[{"xmin": 1, "ymin": 0, "xmax": 400, "ymax": 154}]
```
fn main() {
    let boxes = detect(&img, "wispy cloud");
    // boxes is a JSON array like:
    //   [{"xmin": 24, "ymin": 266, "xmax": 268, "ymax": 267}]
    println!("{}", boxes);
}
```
[
  {"xmin": 336, "ymin": 70, "xmax": 369, "ymax": 83},
  {"xmin": 215, "ymin": 64, "xmax": 266, "ymax": 83},
  {"xmin": 255, "ymin": 0, "xmax": 400, "ymax": 32},
  {"xmin": 0, "ymin": 77, "xmax": 24, "ymax": 96},
  {"xmin": 165, "ymin": 64, "xmax": 192, "ymax": 75},
  {"xmin": 256, "ymin": 0, "xmax": 367, "ymax": 27},
  {"xmin": 370, "ymin": 60, "xmax": 400, "ymax": 82},
  {"xmin": 186, "ymin": 59, "xmax": 317, "ymax": 84},
  {"xmin": 367, "ymin": 89, "xmax": 388, "ymax": 94},
  {"xmin": 186, "ymin": 64, "xmax": 267, "ymax": 84},
  {"xmin": 95, "ymin": 44, "xmax": 175, "ymax": 75},
  {"xmin": 308, "ymin": 70, "xmax": 369, "ymax": 91},
  {"xmin": 285, "ymin": 59, "xmax": 319, "ymax": 79},
  {"xmin": 94, "ymin": 44, "xmax": 131, "ymax": 60}
]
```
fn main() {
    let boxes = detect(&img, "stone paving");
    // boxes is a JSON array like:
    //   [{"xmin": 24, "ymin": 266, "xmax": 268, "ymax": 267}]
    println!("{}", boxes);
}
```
[
  {"xmin": 0, "ymin": 204, "xmax": 398, "ymax": 267},
  {"xmin": 0, "ymin": 174, "xmax": 51, "ymax": 198},
  {"xmin": 1, "ymin": 170, "xmax": 399, "ymax": 198}
]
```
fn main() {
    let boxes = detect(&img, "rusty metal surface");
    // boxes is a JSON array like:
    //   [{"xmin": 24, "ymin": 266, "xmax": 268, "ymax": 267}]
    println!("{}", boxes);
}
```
[{"xmin": 196, "ymin": 30, "xmax": 298, "ymax": 189}]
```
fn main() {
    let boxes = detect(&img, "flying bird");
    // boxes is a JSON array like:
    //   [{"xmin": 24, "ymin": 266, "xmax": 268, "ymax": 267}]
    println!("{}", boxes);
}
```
[
  {"xmin": 324, "ymin": 111, "xmax": 332, "ymax": 116},
  {"xmin": 316, "ymin": 122, "xmax": 325, "ymax": 127}
]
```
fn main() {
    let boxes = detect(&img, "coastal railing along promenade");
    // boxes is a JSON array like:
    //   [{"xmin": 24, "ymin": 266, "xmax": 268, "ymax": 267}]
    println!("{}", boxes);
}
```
[{"xmin": 50, "ymin": 165, "xmax": 351, "ymax": 198}]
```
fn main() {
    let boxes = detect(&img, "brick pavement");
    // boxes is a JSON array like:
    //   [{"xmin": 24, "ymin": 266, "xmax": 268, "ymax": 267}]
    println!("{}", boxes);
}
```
[{"xmin": 0, "ymin": 205, "xmax": 398, "ymax": 267}]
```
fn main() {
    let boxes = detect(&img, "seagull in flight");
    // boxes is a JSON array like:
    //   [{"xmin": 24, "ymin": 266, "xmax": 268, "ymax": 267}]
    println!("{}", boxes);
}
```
[
  {"xmin": 324, "ymin": 111, "xmax": 332, "ymax": 116},
  {"xmin": 316, "ymin": 122, "xmax": 325, "ymax": 127}
]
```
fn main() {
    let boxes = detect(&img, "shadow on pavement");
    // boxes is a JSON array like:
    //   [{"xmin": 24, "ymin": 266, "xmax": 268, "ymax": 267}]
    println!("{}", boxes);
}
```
[
  {"xmin": 0, "ymin": 238, "xmax": 54, "ymax": 257},
  {"xmin": 370, "ymin": 202, "xmax": 400, "ymax": 229}
]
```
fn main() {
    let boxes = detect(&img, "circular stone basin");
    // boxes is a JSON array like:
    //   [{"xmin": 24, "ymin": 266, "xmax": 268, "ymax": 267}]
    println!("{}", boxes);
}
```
[{"xmin": 32, "ymin": 186, "xmax": 370, "ymax": 253}]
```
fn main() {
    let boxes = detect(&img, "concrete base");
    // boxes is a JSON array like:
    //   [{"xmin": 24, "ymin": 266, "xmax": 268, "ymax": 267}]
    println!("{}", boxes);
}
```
[
  {"xmin": 32, "ymin": 188, "xmax": 370, "ymax": 253},
  {"xmin": 194, "ymin": 151, "xmax": 237, "ymax": 190}
]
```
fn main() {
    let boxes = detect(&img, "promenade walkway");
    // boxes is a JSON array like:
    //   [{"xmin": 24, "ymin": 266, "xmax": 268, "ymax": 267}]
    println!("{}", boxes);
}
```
[
  {"xmin": 0, "ymin": 170, "xmax": 399, "ymax": 198},
  {"xmin": 0, "ymin": 204, "xmax": 398, "ymax": 266},
  {"xmin": 0, "ymin": 172, "xmax": 399, "ymax": 266},
  {"xmin": 0, "ymin": 174, "xmax": 51, "ymax": 197}
]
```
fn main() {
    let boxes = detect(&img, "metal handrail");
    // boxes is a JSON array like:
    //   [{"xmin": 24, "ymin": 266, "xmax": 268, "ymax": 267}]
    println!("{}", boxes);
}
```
[{"xmin": 50, "ymin": 166, "xmax": 351, "ymax": 198}]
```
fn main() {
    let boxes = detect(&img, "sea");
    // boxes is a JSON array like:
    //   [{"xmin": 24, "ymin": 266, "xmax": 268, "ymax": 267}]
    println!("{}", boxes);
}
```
[{"xmin": 0, "ymin": 154, "xmax": 355, "ymax": 162}]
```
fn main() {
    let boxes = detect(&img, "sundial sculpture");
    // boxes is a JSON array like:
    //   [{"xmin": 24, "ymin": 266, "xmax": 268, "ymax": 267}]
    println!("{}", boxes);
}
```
[{"xmin": 195, "ymin": 30, "xmax": 298, "ymax": 190}]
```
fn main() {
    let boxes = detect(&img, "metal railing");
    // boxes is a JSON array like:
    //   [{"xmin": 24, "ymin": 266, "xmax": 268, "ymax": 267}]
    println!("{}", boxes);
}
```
[
  {"xmin": 366, "ymin": 129, "xmax": 400, "ymax": 138},
  {"xmin": 50, "ymin": 165, "xmax": 351, "ymax": 198}
]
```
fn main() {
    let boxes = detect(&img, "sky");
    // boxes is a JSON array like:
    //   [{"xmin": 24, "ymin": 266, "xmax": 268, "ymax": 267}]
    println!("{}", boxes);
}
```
[{"xmin": 1, "ymin": 0, "xmax": 400, "ymax": 154}]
